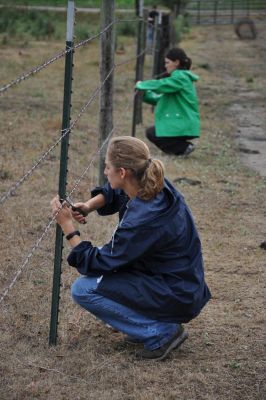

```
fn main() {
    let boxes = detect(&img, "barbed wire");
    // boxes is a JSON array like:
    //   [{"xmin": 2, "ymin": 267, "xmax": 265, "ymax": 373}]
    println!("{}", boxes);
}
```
[
  {"xmin": 0, "ymin": 216, "xmax": 55, "ymax": 305},
  {"xmin": 0, "ymin": 21, "xmax": 115, "ymax": 95},
  {"xmin": 0, "ymin": 90, "xmax": 137, "ymax": 305},
  {"xmin": 0, "ymin": 66, "xmax": 115, "ymax": 205},
  {"xmin": 0, "ymin": 42, "xmax": 150, "ymax": 206},
  {"xmin": 0, "ymin": 17, "xmax": 145, "ymax": 96}
]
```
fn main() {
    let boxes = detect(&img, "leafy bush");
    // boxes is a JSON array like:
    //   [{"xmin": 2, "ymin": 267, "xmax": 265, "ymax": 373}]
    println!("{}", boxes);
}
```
[
  {"xmin": 116, "ymin": 21, "xmax": 136, "ymax": 37},
  {"xmin": 0, "ymin": 8, "xmax": 58, "ymax": 39}
]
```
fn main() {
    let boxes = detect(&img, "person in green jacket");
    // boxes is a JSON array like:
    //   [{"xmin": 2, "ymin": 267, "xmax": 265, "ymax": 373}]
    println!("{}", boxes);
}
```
[{"xmin": 136, "ymin": 48, "xmax": 200, "ymax": 156}]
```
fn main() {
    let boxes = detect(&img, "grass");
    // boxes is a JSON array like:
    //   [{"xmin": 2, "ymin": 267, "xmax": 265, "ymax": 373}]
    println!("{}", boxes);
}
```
[
  {"xmin": 0, "ymin": 19, "xmax": 266, "ymax": 400},
  {"xmin": 0, "ymin": 0, "xmax": 155, "ymax": 7},
  {"xmin": 0, "ymin": 7, "xmax": 139, "ymax": 42},
  {"xmin": 1, "ymin": 0, "xmax": 265, "ymax": 9}
]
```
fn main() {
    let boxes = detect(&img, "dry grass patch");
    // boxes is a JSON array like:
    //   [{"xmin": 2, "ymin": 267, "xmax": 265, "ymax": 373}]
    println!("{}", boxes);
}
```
[{"xmin": 0, "ymin": 22, "xmax": 266, "ymax": 400}]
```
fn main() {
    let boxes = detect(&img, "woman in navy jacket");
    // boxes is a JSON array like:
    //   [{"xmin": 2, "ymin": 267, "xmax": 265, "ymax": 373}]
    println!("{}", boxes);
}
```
[{"xmin": 51, "ymin": 136, "xmax": 211, "ymax": 360}]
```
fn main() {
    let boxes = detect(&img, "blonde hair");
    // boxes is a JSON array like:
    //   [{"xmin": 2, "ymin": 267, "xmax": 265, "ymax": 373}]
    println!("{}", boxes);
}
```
[{"xmin": 106, "ymin": 136, "xmax": 165, "ymax": 200}]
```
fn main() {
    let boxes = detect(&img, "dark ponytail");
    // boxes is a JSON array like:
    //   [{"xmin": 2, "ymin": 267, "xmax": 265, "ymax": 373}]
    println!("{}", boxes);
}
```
[{"xmin": 165, "ymin": 47, "xmax": 192, "ymax": 70}]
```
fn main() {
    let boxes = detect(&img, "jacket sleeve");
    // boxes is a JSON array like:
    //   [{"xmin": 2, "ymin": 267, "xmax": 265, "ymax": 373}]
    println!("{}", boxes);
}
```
[
  {"xmin": 142, "ymin": 90, "xmax": 163, "ymax": 105},
  {"xmin": 67, "ymin": 224, "xmax": 162, "ymax": 276},
  {"xmin": 136, "ymin": 75, "xmax": 185, "ymax": 94},
  {"xmin": 91, "ymin": 183, "xmax": 127, "ymax": 216}
]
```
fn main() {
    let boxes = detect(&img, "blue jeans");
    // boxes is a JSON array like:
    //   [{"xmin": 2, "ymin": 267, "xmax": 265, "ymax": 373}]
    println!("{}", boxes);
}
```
[{"xmin": 71, "ymin": 276, "xmax": 180, "ymax": 350}]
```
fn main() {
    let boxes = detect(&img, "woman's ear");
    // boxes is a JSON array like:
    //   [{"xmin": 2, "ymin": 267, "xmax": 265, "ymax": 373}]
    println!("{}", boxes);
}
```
[
  {"xmin": 119, "ymin": 167, "xmax": 127, "ymax": 179},
  {"xmin": 174, "ymin": 60, "xmax": 180, "ymax": 68}
]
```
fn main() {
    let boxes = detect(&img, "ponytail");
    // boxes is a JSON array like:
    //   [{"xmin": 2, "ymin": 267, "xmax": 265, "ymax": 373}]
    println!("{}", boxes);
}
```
[
  {"xmin": 165, "ymin": 47, "xmax": 192, "ymax": 70},
  {"xmin": 107, "ymin": 136, "xmax": 165, "ymax": 200},
  {"xmin": 138, "ymin": 158, "xmax": 164, "ymax": 200}
]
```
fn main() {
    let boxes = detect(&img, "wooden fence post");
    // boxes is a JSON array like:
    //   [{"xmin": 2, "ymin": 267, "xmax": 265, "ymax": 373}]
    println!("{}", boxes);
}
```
[
  {"xmin": 132, "ymin": 1, "xmax": 146, "ymax": 136},
  {"xmin": 98, "ymin": 0, "xmax": 115, "ymax": 185},
  {"xmin": 152, "ymin": 13, "xmax": 162, "ymax": 78}
]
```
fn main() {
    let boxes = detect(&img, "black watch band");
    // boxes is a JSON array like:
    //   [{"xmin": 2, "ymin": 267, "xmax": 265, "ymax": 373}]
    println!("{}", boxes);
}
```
[{"xmin": 65, "ymin": 230, "xmax": 80, "ymax": 240}]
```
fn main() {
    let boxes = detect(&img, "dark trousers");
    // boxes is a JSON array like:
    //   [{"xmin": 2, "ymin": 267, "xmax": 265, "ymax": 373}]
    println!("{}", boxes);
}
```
[{"xmin": 146, "ymin": 126, "xmax": 194, "ymax": 155}]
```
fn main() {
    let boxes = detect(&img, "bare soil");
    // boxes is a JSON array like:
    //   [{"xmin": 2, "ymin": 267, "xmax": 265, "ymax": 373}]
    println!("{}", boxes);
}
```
[{"xmin": 0, "ymin": 20, "xmax": 265, "ymax": 400}]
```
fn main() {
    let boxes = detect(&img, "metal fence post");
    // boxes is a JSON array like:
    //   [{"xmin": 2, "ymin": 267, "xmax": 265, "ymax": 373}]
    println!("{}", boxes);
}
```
[{"xmin": 49, "ymin": 0, "xmax": 75, "ymax": 346}]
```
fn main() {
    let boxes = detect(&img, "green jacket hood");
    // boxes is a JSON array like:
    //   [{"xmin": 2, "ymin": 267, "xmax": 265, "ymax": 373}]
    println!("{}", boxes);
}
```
[{"xmin": 172, "ymin": 69, "xmax": 199, "ymax": 82}]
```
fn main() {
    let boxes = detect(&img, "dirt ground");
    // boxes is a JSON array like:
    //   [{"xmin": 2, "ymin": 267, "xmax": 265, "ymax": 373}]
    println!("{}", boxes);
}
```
[{"xmin": 0, "ymin": 17, "xmax": 265, "ymax": 400}]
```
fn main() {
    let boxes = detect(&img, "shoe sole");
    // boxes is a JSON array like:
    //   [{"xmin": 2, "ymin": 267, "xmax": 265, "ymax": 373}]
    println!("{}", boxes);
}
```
[
  {"xmin": 156, "ymin": 330, "xmax": 189, "ymax": 361},
  {"xmin": 183, "ymin": 149, "xmax": 195, "ymax": 158}
]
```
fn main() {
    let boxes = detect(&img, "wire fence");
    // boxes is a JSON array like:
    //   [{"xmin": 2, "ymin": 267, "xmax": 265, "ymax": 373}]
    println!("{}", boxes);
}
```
[
  {"xmin": 0, "ymin": 41, "xmax": 148, "ymax": 206},
  {"xmin": 0, "ymin": 88, "xmax": 137, "ymax": 305},
  {"xmin": 0, "ymin": 18, "xmax": 146, "ymax": 96},
  {"xmin": 0, "ymin": 0, "xmax": 169, "ymax": 306},
  {"xmin": 184, "ymin": 0, "xmax": 266, "ymax": 25},
  {"xmin": 0, "ymin": 12, "xmax": 148, "ymax": 303}
]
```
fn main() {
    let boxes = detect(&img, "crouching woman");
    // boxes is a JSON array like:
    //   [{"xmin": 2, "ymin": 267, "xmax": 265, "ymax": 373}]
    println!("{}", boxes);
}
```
[{"xmin": 50, "ymin": 136, "xmax": 211, "ymax": 360}]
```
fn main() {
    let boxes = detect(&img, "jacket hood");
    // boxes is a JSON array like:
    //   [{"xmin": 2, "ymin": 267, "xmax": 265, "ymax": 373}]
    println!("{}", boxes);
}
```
[
  {"xmin": 172, "ymin": 69, "xmax": 199, "ymax": 82},
  {"xmin": 121, "ymin": 178, "xmax": 183, "ymax": 228}
]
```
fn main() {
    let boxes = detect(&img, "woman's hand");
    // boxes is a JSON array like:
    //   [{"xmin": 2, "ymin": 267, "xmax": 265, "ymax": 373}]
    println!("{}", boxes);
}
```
[
  {"xmin": 50, "ymin": 195, "xmax": 73, "ymax": 228},
  {"xmin": 136, "ymin": 81, "xmax": 143, "ymax": 89},
  {"xmin": 71, "ymin": 202, "xmax": 90, "ymax": 224}
]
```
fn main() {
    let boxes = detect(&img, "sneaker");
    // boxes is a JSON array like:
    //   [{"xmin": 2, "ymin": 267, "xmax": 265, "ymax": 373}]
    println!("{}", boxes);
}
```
[
  {"xmin": 135, "ymin": 326, "xmax": 188, "ymax": 361},
  {"xmin": 183, "ymin": 143, "xmax": 195, "ymax": 157}
]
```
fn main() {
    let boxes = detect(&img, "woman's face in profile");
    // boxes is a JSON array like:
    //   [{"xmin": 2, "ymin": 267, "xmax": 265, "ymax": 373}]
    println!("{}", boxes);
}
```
[
  {"xmin": 164, "ymin": 57, "xmax": 180, "ymax": 74},
  {"xmin": 104, "ymin": 158, "xmax": 124, "ymax": 189}
]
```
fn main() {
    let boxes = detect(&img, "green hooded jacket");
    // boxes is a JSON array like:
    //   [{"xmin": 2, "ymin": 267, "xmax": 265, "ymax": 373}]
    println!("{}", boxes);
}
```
[{"xmin": 136, "ymin": 70, "xmax": 200, "ymax": 138}]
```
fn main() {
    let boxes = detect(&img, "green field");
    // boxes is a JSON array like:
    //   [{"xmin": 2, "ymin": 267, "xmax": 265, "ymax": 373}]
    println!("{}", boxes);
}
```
[
  {"xmin": 1, "ymin": 0, "xmax": 265, "ymax": 8},
  {"xmin": 0, "ymin": 0, "xmax": 154, "ymax": 8}
]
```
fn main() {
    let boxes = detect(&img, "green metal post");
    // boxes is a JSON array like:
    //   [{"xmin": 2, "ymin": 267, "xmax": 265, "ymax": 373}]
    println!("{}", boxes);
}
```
[{"xmin": 49, "ymin": 0, "xmax": 75, "ymax": 346}]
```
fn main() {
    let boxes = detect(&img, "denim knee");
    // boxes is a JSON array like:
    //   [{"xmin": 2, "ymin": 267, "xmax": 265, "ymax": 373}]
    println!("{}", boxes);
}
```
[
  {"xmin": 71, "ymin": 276, "xmax": 97, "ymax": 304},
  {"xmin": 71, "ymin": 277, "xmax": 83, "ymax": 304}
]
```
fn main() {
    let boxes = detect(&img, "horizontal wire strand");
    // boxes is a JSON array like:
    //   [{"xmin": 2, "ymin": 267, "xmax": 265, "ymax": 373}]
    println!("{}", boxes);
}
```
[
  {"xmin": 0, "ymin": 17, "xmax": 145, "ymax": 95},
  {"xmin": 0, "ymin": 90, "xmax": 137, "ymax": 305},
  {"xmin": 0, "ymin": 43, "xmax": 149, "ymax": 205}
]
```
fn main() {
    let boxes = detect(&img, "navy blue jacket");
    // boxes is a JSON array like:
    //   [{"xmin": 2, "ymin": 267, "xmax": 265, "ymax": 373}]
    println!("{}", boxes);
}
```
[{"xmin": 67, "ymin": 179, "xmax": 211, "ymax": 323}]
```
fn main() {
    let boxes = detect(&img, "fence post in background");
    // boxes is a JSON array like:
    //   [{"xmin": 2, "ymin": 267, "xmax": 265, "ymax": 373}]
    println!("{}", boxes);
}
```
[
  {"xmin": 49, "ymin": 0, "xmax": 75, "ymax": 346},
  {"xmin": 197, "ymin": 0, "xmax": 201, "ymax": 25},
  {"xmin": 169, "ymin": 11, "xmax": 177, "ymax": 47},
  {"xmin": 132, "ymin": 0, "xmax": 145, "ymax": 137},
  {"xmin": 214, "ymin": 0, "xmax": 218, "ymax": 24},
  {"xmin": 98, "ymin": 0, "xmax": 115, "ymax": 185},
  {"xmin": 246, "ymin": 0, "xmax": 250, "ymax": 17},
  {"xmin": 152, "ymin": 12, "xmax": 162, "ymax": 78},
  {"xmin": 231, "ymin": 0, "xmax": 235, "ymax": 24}
]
